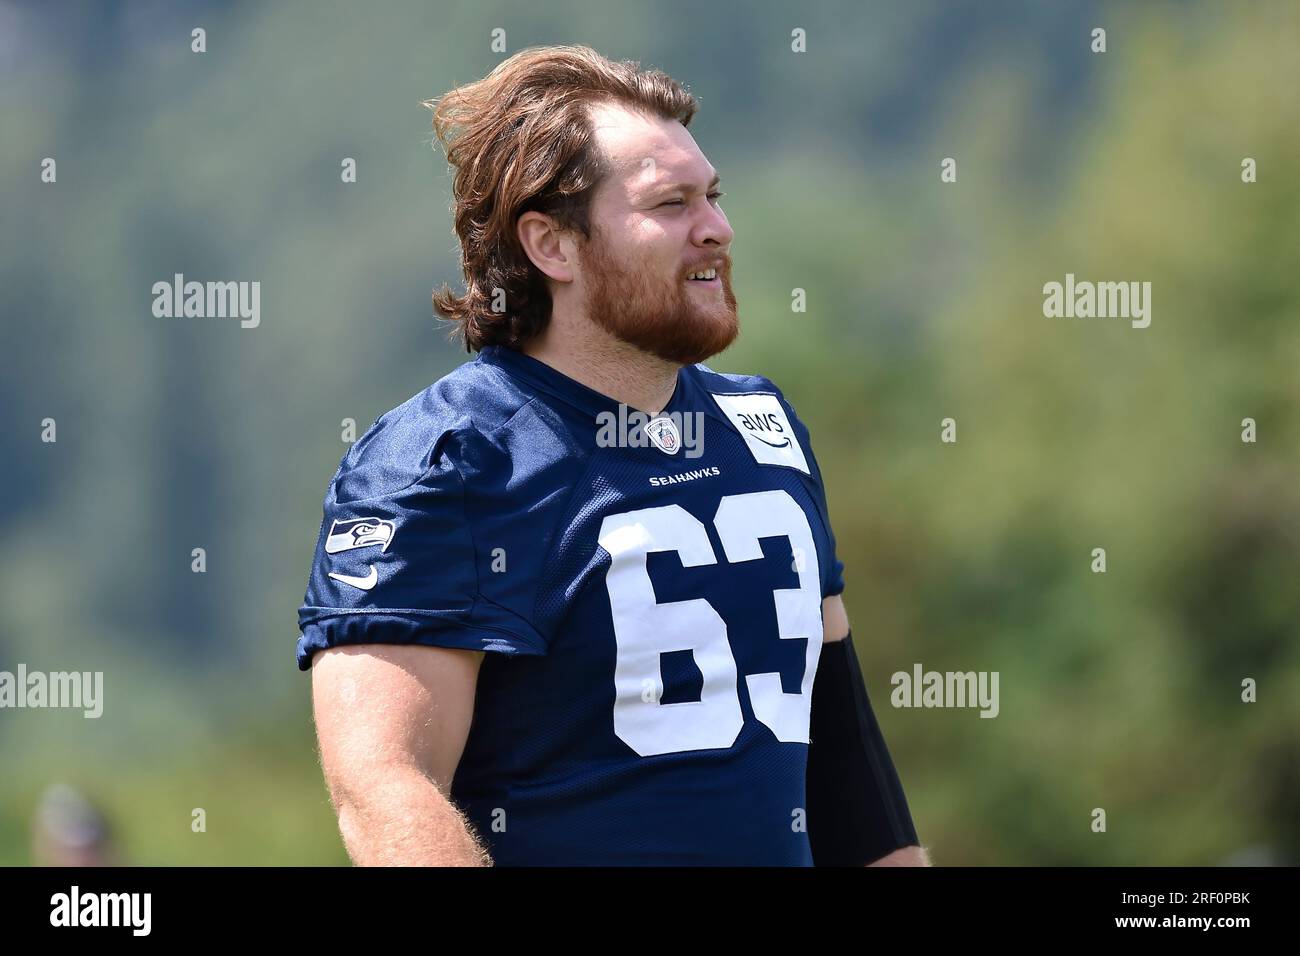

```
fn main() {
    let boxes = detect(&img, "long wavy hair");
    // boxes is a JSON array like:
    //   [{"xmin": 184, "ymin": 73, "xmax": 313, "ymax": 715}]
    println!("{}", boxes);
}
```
[{"xmin": 425, "ymin": 45, "xmax": 698, "ymax": 351}]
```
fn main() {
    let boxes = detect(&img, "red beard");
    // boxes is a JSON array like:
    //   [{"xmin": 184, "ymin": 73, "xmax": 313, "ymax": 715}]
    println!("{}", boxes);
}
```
[{"xmin": 579, "ymin": 230, "xmax": 739, "ymax": 365}]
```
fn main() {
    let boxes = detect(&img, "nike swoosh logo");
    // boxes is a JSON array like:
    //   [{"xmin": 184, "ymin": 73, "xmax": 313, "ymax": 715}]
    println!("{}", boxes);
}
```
[{"xmin": 328, "ymin": 565, "xmax": 378, "ymax": 591}]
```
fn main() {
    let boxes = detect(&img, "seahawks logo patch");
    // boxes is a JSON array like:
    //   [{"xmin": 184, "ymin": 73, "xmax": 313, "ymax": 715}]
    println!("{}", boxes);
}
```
[{"xmin": 325, "ymin": 517, "xmax": 396, "ymax": 554}]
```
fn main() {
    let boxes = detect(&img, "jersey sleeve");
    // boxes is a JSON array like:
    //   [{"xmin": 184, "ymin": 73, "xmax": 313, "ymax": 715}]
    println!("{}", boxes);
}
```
[
  {"xmin": 774, "ymin": 387, "xmax": 847, "ymax": 599},
  {"xmin": 295, "ymin": 415, "xmax": 548, "ymax": 671}
]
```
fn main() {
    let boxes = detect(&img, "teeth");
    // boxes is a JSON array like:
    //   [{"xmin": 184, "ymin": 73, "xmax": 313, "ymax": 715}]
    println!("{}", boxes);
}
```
[{"xmin": 688, "ymin": 268, "xmax": 717, "ymax": 280}]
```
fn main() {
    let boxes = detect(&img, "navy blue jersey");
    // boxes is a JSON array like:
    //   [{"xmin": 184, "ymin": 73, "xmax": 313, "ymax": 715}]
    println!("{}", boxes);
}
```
[{"xmin": 297, "ymin": 345, "xmax": 845, "ymax": 865}]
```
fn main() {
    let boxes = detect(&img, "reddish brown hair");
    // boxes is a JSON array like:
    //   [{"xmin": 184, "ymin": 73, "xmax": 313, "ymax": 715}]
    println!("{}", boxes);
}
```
[{"xmin": 425, "ymin": 45, "xmax": 698, "ymax": 351}]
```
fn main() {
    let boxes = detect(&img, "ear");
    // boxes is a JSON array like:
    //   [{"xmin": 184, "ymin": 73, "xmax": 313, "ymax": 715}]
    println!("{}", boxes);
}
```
[{"xmin": 517, "ymin": 211, "xmax": 577, "ymax": 284}]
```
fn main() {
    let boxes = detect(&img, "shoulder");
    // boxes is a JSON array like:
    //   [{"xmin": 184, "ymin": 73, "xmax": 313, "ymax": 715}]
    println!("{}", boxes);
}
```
[
  {"xmin": 331, "ymin": 356, "xmax": 533, "ymax": 504},
  {"xmin": 688, "ymin": 363, "xmax": 811, "ymax": 433},
  {"xmin": 687, "ymin": 362, "xmax": 830, "ymax": 485},
  {"xmin": 690, "ymin": 362, "xmax": 787, "ymax": 399}
]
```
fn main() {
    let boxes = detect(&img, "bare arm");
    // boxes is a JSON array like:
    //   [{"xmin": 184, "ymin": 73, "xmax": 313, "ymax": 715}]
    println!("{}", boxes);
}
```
[
  {"xmin": 311, "ymin": 643, "xmax": 491, "ymax": 866},
  {"xmin": 822, "ymin": 593, "xmax": 850, "ymax": 644},
  {"xmin": 869, "ymin": 844, "xmax": 930, "ymax": 866}
]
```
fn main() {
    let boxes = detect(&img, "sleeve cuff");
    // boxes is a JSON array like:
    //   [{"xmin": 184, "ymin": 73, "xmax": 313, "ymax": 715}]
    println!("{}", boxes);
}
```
[
  {"xmin": 824, "ymin": 557, "xmax": 846, "ymax": 597},
  {"xmin": 296, "ymin": 609, "xmax": 547, "ymax": 670}
]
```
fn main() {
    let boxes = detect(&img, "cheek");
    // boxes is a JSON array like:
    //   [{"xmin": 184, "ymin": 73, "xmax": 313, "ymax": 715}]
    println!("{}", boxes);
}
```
[
  {"xmin": 611, "ymin": 216, "xmax": 682, "ymax": 281},
  {"xmin": 625, "ymin": 225, "xmax": 677, "ymax": 271},
  {"xmin": 633, "ymin": 216, "xmax": 672, "ymax": 245}
]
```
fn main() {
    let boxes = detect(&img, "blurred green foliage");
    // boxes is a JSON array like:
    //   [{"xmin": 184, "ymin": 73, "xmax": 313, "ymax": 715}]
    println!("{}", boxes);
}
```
[{"xmin": 1, "ymin": 0, "xmax": 1296, "ymax": 864}]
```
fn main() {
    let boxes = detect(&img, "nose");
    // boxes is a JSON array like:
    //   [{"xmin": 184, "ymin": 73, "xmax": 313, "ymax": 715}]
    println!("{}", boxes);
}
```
[{"xmin": 692, "ymin": 198, "xmax": 734, "ymax": 251}]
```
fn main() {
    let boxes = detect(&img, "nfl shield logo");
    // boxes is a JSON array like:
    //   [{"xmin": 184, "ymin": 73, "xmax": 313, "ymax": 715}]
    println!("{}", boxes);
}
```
[{"xmin": 645, "ymin": 416, "xmax": 681, "ymax": 455}]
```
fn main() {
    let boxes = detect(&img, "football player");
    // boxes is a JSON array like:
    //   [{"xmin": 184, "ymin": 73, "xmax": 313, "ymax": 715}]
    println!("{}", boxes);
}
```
[{"xmin": 298, "ymin": 45, "xmax": 924, "ymax": 866}]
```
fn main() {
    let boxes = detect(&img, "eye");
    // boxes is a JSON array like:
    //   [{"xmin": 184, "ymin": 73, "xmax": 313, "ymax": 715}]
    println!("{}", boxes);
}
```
[{"xmin": 658, "ymin": 191, "xmax": 725, "ymax": 208}]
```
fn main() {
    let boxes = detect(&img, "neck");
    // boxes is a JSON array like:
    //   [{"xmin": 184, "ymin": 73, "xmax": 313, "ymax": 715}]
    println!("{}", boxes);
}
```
[{"xmin": 522, "ymin": 315, "xmax": 680, "ymax": 416}]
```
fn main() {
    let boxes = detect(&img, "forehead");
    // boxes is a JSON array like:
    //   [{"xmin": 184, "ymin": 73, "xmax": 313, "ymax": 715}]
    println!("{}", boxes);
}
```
[{"xmin": 587, "ymin": 101, "xmax": 714, "ymax": 199}]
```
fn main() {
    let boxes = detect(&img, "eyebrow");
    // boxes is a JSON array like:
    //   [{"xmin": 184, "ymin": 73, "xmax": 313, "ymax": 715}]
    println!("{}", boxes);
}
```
[{"xmin": 648, "ymin": 173, "xmax": 722, "ymax": 197}]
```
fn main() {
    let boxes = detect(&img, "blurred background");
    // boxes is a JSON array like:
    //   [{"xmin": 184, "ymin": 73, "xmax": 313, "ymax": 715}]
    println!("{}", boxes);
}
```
[{"xmin": 1, "ymin": 0, "xmax": 1297, "ymax": 865}]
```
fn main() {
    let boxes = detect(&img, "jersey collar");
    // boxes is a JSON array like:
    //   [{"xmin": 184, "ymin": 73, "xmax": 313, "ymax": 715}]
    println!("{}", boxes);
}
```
[{"xmin": 478, "ymin": 345, "xmax": 687, "ymax": 420}]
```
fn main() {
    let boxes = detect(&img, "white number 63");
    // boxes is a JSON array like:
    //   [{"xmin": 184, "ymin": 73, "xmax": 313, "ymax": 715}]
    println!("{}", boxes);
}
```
[{"xmin": 598, "ymin": 489, "xmax": 823, "ymax": 756}]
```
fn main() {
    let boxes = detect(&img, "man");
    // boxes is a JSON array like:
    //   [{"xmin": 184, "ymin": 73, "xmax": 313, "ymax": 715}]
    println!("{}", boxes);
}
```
[{"xmin": 297, "ymin": 45, "xmax": 925, "ymax": 866}]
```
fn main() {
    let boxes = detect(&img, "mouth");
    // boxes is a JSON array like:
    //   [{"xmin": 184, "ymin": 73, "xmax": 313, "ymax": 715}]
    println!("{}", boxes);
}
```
[{"xmin": 685, "ymin": 266, "xmax": 722, "ymax": 286}]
